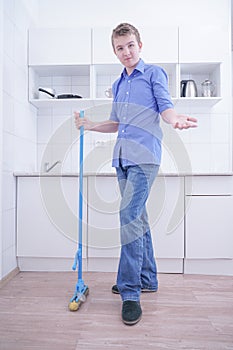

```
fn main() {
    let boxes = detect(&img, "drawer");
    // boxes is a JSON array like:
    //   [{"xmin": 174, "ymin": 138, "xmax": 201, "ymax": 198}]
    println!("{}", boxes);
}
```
[{"xmin": 185, "ymin": 176, "xmax": 233, "ymax": 196}]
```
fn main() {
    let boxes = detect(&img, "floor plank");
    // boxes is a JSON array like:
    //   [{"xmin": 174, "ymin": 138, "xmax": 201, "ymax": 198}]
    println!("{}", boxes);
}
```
[{"xmin": 0, "ymin": 272, "xmax": 233, "ymax": 350}]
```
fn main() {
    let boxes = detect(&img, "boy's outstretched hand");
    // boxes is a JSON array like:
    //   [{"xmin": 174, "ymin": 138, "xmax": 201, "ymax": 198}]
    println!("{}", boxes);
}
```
[
  {"xmin": 161, "ymin": 108, "xmax": 198, "ymax": 130},
  {"xmin": 172, "ymin": 114, "xmax": 198, "ymax": 130}
]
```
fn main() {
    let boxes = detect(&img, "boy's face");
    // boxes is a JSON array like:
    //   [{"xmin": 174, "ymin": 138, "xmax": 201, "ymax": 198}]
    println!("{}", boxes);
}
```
[{"xmin": 113, "ymin": 34, "xmax": 142, "ymax": 74}]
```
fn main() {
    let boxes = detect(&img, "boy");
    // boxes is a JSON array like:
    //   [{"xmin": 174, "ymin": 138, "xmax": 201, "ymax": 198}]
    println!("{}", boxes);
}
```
[{"xmin": 74, "ymin": 23, "xmax": 197, "ymax": 325}]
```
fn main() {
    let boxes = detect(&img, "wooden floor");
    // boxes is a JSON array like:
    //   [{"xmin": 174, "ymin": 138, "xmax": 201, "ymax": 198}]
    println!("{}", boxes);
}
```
[{"xmin": 0, "ymin": 271, "xmax": 233, "ymax": 350}]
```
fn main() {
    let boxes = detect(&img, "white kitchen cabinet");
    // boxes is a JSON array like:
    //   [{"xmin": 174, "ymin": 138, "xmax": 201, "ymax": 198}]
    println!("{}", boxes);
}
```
[
  {"xmin": 148, "ymin": 176, "xmax": 184, "ymax": 257},
  {"xmin": 28, "ymin": 27, "xmax": 92, "ymax": 104},
  {"xmin": 17, "ymin": 176, "xmax": 88, "ymax": 271},
  {"xmin": 179, "ymin": 62, "xmax": 221, "ymax": 99},
  {"xmin": 87, "ymin": 176, "xmax": 120, "ymax": 272},
  {"xmin": 28, "ymin": 28, "xmax": 92, "ymax": 65},
  {"xmin": 185, "ymin": 196, "xmax": 233, "ymax": 259},
  {"xmin": 147, "ymin": 176, "xmax": 184, "ymax": 272},
  {"xmin": 92, "ymin": 26, "xmax": 178, "ymax": 64},
  {"xmin": 28, "ymin": 26, "xmax": 224, "ymax": 110},
  {"xmin": 92, "ymin": 27, "xmax": 119, "ymax": 64},
  {"xmin": 177, "ymin": 25, "xmax": 227, "ymax": 104},
  {"xmin": 185, "ymin": 176, "xmax": 233, "ymax": 259},
  {"xmin": 87, "ymin": 175, "xmax": 184, "ymax": 273},
  {"xmin": 140, "ymin": 26, "xmax": 178, "ymax": 64},
  {"xmin": 179, "ymin": 25, "xmax": 229, "ymax": 63},
  {"xmin": 87, "ymin": 176, "xmax": 121, "ymax": 258}
]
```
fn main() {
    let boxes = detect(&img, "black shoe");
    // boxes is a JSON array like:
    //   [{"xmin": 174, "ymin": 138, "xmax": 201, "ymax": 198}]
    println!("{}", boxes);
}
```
[
  {"xmin": 122, "ymin": 300, "xmax": 142, "ymax": 325},
  {"xmin": 112, "ymin": 284, "xmax": 120, "ymax": 294},
  {"xmin": 112, "ymin": 284, "xmax": 157, "ymax": 294}
]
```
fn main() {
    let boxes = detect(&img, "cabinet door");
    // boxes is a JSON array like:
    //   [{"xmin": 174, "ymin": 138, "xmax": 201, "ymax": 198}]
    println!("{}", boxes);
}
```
[
  {"xmin": 92, "ymin": 26, "xmax": 178, "ymax": 64},
  {"xmin": 185, "ymin": 175, "xmax": 233, "ymax": 196},
  {"xmin": 87, "ymin": 176, "xmax": 121, "ymax": 257},
  {"xmin": 28, "ymin": 28, "xmax": 91, "ymax": 65},
  {"xmin": 17, "ymin": 177, "xmax": 87, "ymax": 258},
  {"xmin": 140, "ymin": 26, "xmax": 178, "ymax": 63},
  {"xmin": 185, "ymin": 195, "xmax": 233, "ymax": 258},
  {"xmin": 179, "ymin": 25, "xmax": 229, "ymax": 63},
  {"xmin": 147, "ymin": 176, "xmax": 184, "ymax": 258},
  {"xmin": 88, "ymin": 176, "xmax": 184, "ymax": 260},
  {"xmin": 92, "ymin": 27, "xmax": 119, "ymax": 64}
]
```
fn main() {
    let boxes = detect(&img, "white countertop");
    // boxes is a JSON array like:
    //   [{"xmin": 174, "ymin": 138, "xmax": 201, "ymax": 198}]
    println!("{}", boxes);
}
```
[{"xmin": 14, "ymin": 171, "xmax": 233, "ymax": 177}]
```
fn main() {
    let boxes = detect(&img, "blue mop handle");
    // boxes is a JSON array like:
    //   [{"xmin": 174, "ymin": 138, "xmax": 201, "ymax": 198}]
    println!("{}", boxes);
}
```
[{"xmin": 78, "ymin": 110, "xmax": 84, "ymax": 280}]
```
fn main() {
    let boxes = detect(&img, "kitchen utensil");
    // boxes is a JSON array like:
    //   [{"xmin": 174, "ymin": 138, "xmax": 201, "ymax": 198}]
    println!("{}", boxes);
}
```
[
  {"xmin": 180, "ymin": 80, "xmax": 198, "ymax": 97},
  {"xmin": 68, "ymin": 110, "xmax": 89, "ymax": 311},
  {"xmin": 38, "ymin": 87, "xmax": 55, "ymax": 99},
  {"xmin": 201, "ymin": 79, "xmax": 215, "ymax": 97},
  {"xmin": 38, "ymin": 88, "xmax": 82, "ymax": 99}
]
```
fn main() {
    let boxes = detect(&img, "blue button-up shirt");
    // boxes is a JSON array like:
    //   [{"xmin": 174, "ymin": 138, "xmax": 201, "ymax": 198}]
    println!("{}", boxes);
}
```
[{"xmin": 109, "ymin": 59, "xmax": 173, "ymax": 167}]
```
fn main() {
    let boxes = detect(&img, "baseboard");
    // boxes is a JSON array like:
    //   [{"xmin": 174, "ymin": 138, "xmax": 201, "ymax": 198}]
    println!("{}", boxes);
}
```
[
  {"xmin": 17, "ymin": 257, "xmax": 88, "ymax": 272},
  {"xmin": 0, "ymin": 267, "xmax": 20, "ymax": 288},
  {"xmin": 184, "ymin": 259, "xmax": 233, "ymax": 276}
]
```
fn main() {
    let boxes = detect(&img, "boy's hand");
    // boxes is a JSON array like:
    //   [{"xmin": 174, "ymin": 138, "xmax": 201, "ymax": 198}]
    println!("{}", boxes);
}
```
[
  {"xmin": 74, "ymin": 111, "xmax": 93, "ymax": 130},
  {"xmin": 172, "ymin": 115, "xmax": 198, "ymax": 130},
  {"xmin": 161, "ymin": 109, "xmax": 198, "ymax": 130}
]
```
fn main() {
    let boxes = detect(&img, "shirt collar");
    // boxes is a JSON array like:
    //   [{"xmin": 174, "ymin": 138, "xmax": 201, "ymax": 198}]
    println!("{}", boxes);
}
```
[{"xmin": 122, "ymin": 58, "xmax": 145, "ymax": 78}]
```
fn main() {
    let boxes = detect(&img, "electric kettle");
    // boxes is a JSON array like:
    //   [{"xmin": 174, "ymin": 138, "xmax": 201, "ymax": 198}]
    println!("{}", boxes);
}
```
[{"xmin": 180, "ymin": 80, "xmax": 198, "ymax": 97}]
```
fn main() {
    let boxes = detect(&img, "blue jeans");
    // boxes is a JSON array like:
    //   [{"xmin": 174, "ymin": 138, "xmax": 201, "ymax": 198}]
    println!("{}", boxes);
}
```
[{"xmin": 116, "ymin": 163, "xmax": 159, "ymax": 302}]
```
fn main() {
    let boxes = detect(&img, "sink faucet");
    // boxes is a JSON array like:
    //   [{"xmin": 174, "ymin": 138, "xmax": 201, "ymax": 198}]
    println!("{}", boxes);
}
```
[{"xmin": 44, "ymin": 161, "xmax": 61, "ymax": 173}]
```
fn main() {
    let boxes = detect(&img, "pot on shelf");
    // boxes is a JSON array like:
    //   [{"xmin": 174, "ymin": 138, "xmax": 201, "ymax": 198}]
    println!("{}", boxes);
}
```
[
  {"xmin": 38, "ymin": 87, "xmax": 82, "ymax": 99},
  {"xmin": 38, "ymin": 87, "xmax": 55, "ymax": 99}
]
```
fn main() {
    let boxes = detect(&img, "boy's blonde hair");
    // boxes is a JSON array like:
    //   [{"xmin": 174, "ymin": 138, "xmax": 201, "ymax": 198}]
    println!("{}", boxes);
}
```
[{"xmin": 111, "ymin": 23, "xmax": 141, "ymax": 50}]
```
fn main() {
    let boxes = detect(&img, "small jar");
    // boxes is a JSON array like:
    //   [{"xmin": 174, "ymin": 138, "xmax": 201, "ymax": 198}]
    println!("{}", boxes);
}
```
[{"xmin": 201, "ymin": 79, "xmax": 215, "ymax": 97}]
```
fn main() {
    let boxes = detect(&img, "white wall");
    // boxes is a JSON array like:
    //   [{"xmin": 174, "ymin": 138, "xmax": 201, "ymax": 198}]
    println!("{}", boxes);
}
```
[{"xmin": 0, "ymin": 0, "xmax": 38, "ymax": 279}]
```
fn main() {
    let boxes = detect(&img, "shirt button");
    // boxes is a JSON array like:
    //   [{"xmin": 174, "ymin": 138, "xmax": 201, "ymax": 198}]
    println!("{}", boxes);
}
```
[
  {"xmin": 122, "ymin": 130, "xmax": 125, "ymax": 133},
  {"xmin": 126, "ymin": 92, "xmax": 129, "ymax": 95},
  {"xmin": 128, "ymin": 80, "xmax": 131, "ymax": 83}
]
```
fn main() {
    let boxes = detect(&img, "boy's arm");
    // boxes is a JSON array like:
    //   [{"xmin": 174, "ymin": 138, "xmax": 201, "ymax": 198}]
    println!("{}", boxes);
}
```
[
  {"xmin": 161, "ymin": 108, "xmax": 198, "ymax": 130},
  {"xmin": 74, "ymin": 111, "xmax": 119, "ymax": 133}
]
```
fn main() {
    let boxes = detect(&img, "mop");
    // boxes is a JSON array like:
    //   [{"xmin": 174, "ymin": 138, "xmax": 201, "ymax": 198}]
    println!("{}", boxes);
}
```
[{"xmin": 68, "ymin": 110, "xmax": 89, "ymax": 311}]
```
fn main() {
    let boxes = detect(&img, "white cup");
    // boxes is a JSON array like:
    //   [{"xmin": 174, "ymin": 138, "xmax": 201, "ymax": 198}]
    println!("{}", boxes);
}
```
[{"xmin": 105, "ymin": 87, "xmax": 113, "ymax": 98}]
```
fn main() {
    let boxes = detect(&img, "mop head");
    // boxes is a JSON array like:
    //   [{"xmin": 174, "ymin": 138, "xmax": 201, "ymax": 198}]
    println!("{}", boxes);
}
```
[
  {"xmin": 69, "ymin": 300, "xmax": 80, "ymax": 311},
  {"xmin": 68, "ymin": 287, "xmax": 89, "ymax": 311}
]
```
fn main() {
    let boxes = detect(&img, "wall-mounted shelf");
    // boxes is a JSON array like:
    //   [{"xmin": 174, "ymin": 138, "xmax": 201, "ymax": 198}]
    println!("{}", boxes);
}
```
[
  {"xmin": 30, "ymin": 98, "xmax": 106, "ymax": 109},
  {"xmin": 29, "ymin": 96, "xmax": 222, "ymax": 110},
  {"xmin": 179, "ymin": 62, "xmax": 221, "ymax": 98},
  {"xmin": 175, "ymin": 97, "xmax": 222, "ymax": 107},
  {"xmin": 29, "ymin": 97, "xmax": 114, "ymax": 109}
]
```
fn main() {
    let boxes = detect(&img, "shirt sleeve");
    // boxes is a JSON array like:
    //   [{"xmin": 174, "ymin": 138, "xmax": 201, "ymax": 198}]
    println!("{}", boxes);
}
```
[{"xmin": 152, "ymin": 66, "xmax": 174, "ymax": 114}]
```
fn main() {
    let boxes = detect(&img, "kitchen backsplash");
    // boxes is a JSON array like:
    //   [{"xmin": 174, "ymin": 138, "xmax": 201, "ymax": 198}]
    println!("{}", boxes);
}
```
[{"xmin": 37, "ymin": 95, "xmax": 231, "ymax": 175}]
